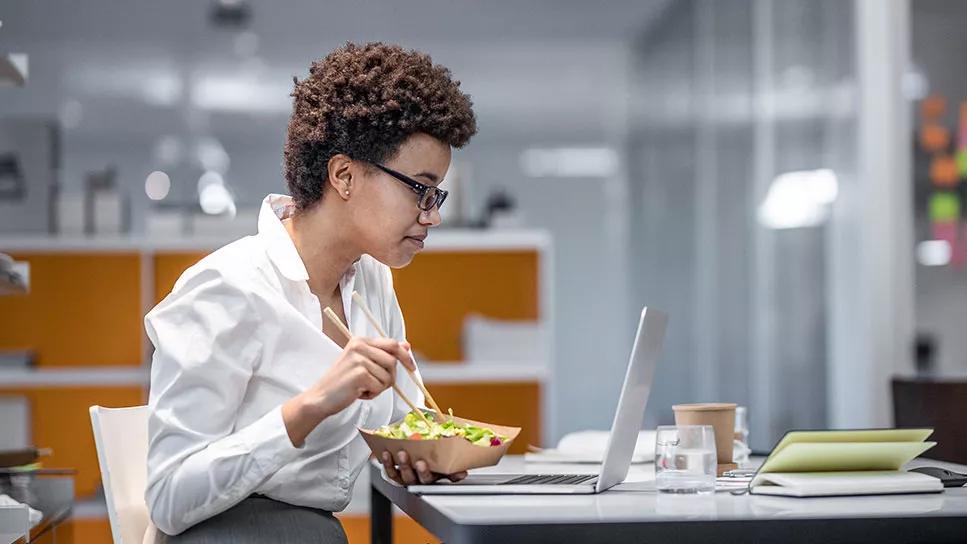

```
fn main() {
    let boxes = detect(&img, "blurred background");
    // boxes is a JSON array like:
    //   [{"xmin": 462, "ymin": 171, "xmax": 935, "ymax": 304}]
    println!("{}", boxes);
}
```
[{"xmin": 1, "ymin": 0, "xmax": 965, "ymax": 541}]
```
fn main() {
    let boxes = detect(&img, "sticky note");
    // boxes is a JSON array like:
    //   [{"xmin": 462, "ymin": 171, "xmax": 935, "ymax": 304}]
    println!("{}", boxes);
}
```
[
  {"xmin": 930, "ymin": 192, "xmax": 960, "ymax": 223},
  {"xmin": 921, "ymin": 95, "xmax": 946, "ymax": 120},
  {"xmin": 932, "ymin": 221, "xmax": 958, "ymax": 243},
  {"xmin": 930, "ymin": 156, "xmax": 960, "ymax": 187},
  {"xmin": 956, "ymin": 149, "xmax": 967, "ymax": 178},
  {"xmin": 920, "ymin": 124, "xmax": 950, "ymax": 152}
]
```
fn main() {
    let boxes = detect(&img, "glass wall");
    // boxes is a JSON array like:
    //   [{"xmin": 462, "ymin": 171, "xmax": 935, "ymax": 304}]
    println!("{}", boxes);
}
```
[{"xmin": 628, "ymin": 0, "xmax": 858, "ymax": 449}]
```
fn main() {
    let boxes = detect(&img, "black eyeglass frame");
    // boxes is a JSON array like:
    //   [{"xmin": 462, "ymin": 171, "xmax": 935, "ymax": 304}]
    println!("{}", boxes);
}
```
[{"xmin": 369, "ymin": 162, "xmax": 448, "ymax": 212}]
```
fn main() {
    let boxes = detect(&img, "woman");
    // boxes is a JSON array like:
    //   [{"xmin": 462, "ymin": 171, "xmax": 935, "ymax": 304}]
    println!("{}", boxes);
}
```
[{"xmin": 145, "ymin": 42, "xmax": 477, "ymax": 542}]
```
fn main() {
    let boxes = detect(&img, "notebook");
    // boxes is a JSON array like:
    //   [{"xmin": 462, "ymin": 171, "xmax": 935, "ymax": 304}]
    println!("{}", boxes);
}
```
[{"xmin": 750, "ymin": 429, "xmax": 943, "ymax": 497}]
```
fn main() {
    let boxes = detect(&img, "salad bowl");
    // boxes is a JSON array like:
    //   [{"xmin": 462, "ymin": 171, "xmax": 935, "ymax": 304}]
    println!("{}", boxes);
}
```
[{"xmin": 359, "ymin": 410, "xmax": 521, "ymax": 474}]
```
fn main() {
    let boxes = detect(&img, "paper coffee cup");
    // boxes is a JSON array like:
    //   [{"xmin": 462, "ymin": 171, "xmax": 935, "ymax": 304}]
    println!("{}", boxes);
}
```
[{"xmin": 672, "ymin": 403, "xmax": 737, "ymax": 465}]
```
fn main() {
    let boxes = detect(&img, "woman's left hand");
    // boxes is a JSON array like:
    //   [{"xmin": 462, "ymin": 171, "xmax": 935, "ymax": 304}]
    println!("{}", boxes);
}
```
[{"xmin": 379, "ymin": 450, "xmax": 468, "ymax": 485}]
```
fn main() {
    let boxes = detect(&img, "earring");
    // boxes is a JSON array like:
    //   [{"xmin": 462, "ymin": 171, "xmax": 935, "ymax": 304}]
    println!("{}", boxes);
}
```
[{"xmin": 345, "ymin": 190, "xmax": 350, "ymax": 196}]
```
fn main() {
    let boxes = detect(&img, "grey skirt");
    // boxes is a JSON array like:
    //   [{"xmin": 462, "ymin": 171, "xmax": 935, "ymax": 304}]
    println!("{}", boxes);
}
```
[{"xmin": 156, "ymin": 495, "xmax": 348, "ymax": 544}]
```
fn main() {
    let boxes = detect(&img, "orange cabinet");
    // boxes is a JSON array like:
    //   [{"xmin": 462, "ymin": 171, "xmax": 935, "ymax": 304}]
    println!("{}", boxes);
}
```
[
  {"xmin": 0, "ymin": 253, "xmax": 142, "ymax": 367},
  {"xmin": 0, "ymin": 386, "xmax": 146, "ymax": 498}
]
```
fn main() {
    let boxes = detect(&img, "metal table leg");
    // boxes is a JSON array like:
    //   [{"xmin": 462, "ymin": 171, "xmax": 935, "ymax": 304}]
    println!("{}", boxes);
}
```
[{"xmin": 370, "ymin": 483, "xmax": 393, "ymax": 544}]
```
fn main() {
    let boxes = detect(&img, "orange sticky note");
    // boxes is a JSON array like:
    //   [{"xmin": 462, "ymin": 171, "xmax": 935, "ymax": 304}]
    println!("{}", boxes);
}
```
[
  {"xmin": 921, "ymin": 95, "xmax": 946, "ymax": 120},
  {"xmin": 930, "ymin": 155, "xmax": 960, "ymax": 187},
  {"xmin": 920, "ymin": 124, "xmax": 950, "ymax": 153}
]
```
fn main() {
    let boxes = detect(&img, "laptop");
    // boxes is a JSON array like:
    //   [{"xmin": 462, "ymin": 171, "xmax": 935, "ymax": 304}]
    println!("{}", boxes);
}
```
[{"xmin": 407, "ymin": 306, "xmax": 668, "ymax": 495}]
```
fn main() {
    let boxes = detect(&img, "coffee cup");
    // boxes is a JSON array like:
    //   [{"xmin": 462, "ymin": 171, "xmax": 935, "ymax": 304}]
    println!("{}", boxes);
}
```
[{"xmin": 672, "ymin": 403, "xmax": 737, "ymax": 468}]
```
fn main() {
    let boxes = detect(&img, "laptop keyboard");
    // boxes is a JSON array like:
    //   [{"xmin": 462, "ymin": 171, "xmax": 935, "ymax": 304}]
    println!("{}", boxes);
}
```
[{"xmin": 502, "ymin": 474, "xmax": 598, "ymax": 485}]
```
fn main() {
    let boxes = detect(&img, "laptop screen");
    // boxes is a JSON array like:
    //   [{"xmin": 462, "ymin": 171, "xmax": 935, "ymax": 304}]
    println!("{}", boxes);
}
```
[{"xmin": 595, "ymin": 307, "xmax": 668, "ymax": 493}]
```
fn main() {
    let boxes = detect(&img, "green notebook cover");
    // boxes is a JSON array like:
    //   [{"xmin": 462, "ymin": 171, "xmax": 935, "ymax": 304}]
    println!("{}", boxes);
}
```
[{"xmin": 758, "ymin": 429, "xmax": 935, "ymax": 474}]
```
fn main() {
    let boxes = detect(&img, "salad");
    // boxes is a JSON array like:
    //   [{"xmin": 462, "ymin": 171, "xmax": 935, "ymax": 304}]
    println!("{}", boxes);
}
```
[{"xmin": 373, "ymin": 409, "xmax": 505, "ymax": 447}]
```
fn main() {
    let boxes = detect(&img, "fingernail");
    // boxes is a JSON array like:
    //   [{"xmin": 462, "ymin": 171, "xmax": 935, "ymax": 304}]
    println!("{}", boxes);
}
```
[{"xmin": 382, "ymin": 452, "xmax": 389, "ymax": 462}]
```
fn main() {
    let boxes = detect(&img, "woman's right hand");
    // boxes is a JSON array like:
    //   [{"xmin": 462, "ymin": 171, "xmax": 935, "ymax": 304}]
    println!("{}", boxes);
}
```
[{"xmin": 282, "ymin": 337, "xmax": 415, "ymax": 446}]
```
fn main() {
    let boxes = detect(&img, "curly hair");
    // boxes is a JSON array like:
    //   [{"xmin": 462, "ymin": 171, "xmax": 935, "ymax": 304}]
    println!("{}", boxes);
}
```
[{"xmin": 283, "ymin": 42, "xmax": 478, "ymax": 210}]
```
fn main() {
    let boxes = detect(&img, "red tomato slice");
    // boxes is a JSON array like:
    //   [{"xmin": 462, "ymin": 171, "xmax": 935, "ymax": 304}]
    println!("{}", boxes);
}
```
[{"xmin": 409, "ymin": 433, "xmax": 423, "ymax": 440}]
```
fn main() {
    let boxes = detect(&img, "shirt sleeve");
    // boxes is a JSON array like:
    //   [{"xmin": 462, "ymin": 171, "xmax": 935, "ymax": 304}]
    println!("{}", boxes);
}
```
[
  {"xmin": 144, "ymin": 267, "xmax": 303, "ymax": 536},
  {"xmin": 380, "ymin": 264, "xmax": 428, "ymax": 421}
]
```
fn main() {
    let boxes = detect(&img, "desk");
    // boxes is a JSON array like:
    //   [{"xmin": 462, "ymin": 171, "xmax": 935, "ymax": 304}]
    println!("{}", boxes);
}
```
[
  {"xmin": 0, "ymin": 474, "xmax": 74, "ymax": 544},
  {"xmin": 369, "ymin": 456, "xmax": 967, "ymax": 544}
]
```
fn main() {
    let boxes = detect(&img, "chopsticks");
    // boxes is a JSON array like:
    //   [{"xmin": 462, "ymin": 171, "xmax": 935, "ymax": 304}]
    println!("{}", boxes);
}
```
[
  {"xmin": 322, "ymin": 306, "xmax": 433, "ymax": 427},
  {"xmin": 350, "ymin": 291, "xmax": 447, "ymax": 423}
]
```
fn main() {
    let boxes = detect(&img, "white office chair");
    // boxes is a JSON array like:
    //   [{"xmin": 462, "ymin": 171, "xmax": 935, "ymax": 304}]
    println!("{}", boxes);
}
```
[{"xmin": 89, "ymin": 405, "xmax": 158, "ymax": 544}]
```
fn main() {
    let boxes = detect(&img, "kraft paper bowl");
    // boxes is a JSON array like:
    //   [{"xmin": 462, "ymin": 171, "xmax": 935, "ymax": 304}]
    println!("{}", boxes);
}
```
[{"xmin": 359, "ymin": 414, "xmax": 521, "ymax": 475}]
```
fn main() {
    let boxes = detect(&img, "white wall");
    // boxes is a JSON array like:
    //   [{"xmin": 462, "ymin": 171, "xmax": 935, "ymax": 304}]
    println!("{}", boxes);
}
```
[
  {"xmin": 629, "ymin": 0, "xmax": 866, "ymax": 448},
  {"xmin": 459, "ymin": 130, "xmax": 634, "ymax": 440}
]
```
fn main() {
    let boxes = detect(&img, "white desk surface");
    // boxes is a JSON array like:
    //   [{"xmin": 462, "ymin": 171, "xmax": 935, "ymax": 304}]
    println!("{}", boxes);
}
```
[{"xmin": 376, "ymin": 456, "xmax": 967, "ymax": 526}]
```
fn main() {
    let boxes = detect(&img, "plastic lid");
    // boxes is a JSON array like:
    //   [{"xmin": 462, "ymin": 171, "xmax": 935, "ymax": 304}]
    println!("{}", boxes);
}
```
[{"xmin": 672, "ymin": 403, "xmax": 737, "ymax": 411}]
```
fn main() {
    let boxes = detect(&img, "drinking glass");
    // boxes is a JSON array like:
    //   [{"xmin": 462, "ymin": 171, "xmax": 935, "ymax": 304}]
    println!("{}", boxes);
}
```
[{"xmin": 655, "ymin": 425, "xmax": 717, "ymax": 494}]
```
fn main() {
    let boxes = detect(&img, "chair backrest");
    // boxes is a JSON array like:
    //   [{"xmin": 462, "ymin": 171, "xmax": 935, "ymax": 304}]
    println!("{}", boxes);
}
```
[
  {"xmin": 89, "ymin": 405, "xmax": 155, "ymax": 544},
  {"xmin": 892, "ymin": 378, "xmax": 967, "ymax": 464}
]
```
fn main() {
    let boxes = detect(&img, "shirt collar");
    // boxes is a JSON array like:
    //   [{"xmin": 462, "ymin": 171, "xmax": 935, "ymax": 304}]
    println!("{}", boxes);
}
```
[
  {"xmin": 257, "ymin": 194, "xmax": 361, "ymax": 285},
  {"xmin": 258, "ymin": 194, "xmax": 310, "ymax": 282}
]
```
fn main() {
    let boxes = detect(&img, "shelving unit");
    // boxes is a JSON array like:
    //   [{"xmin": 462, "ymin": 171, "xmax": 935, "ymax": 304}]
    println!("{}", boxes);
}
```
[
  {"xmin": 0, "ymin": 361, "xmax": 547, "ymax": 388},
  {"xmin": 0, "ymin": 228, "xmax": 554, "ymax": 543},
  {"xmin": 0, "ymin": 229, "xmax": 551, "ymax": 253}
]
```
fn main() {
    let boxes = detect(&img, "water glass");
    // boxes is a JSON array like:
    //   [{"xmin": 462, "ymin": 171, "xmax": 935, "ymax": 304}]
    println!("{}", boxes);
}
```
[{"xmin": 655, "ymin": 425, "xmax": 717, "ymax": 494}]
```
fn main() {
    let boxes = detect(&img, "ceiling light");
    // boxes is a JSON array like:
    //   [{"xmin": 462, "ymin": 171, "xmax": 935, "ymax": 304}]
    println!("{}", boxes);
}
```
[
  {"xmin": 757, "ymin": 169, "xmax": 839, "ymax": 229},
  {"xmin": 520, "ymin": 147, "xmax": 618, "ymax": 178},
  {"xmin": 145, "ymin": 171, "xmax": 171, "ymax": 201}
]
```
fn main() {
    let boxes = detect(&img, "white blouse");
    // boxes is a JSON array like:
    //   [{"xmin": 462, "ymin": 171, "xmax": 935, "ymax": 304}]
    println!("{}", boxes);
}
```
[{"xmin": 144, "ymin": 194, "xmax": 424, "ymax": 536}]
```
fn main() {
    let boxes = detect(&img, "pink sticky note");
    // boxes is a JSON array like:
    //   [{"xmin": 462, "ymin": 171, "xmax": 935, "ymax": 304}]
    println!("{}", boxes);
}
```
[
  {"xmin": 957, "ymin": 224, "xmax": 967, "ymax": 268},
  {"xmin": 932, "ymin": 221, "xmax": 958, "ymax": 243}
]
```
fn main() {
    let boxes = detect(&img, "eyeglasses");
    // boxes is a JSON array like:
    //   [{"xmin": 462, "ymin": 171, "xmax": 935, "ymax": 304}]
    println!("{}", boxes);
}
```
[{"xmin": 370, "ymin": 162, "xmax": 448, "ymax": 212}]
